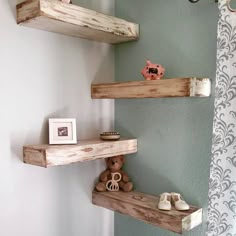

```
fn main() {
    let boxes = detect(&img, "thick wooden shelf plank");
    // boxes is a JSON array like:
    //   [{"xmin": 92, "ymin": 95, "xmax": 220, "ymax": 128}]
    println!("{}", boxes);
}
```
[
  {"xmin": 23, "ymin": 139, "xmax": 137, "ymax": 168},
  {"xmin": 16, "ymin": 0, "xmax": 139, "ymax": 44},
  {"xmin": 92, "ymin": 191, "xmax": 202, "ymax": 234},
  {"xmin": 91, "ymin": 78, "xmax": 211, "ymax": 99}
]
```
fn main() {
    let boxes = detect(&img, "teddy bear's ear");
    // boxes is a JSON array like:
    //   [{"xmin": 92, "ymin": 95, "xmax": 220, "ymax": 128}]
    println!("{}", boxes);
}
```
[{"xmin": 146, "ymin": 60, "xmax": 151, "ymax": 65}]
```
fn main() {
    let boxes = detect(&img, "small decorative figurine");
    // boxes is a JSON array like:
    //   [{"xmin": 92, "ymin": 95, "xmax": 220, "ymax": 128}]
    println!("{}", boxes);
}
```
[
  {"xmin": 141, "ymin": 60, "xmax": 165, "ymax": 80},
  {"xmin": 100, "ymin": 131, "xmax": 120, "ymax": 141},
  {"xmin": 95, "ymin": 155, "xmax": 133, "ymax": 192}
]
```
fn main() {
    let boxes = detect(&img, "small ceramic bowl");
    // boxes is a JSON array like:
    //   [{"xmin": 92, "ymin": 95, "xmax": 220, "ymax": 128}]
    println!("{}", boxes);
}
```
[{"xmin": 100, "ymin": 132, "xmax": 120, "ymax": 141}]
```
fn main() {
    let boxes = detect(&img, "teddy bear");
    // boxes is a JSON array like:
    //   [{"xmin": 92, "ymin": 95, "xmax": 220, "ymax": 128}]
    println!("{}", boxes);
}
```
[{"xmin": 95, "ymin": 155, "xmax": 133, "ymax": 192}]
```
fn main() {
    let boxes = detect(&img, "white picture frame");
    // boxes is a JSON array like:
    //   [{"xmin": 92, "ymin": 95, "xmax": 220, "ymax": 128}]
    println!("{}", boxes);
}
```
[{"xmin": 49, "ymin": 118, "xmax": 77, "ymax": 144}]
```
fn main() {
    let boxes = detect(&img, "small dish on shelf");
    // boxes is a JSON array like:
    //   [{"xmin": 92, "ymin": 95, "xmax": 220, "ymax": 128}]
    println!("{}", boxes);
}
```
[{"xmin": 100, "ymin": 132, "xmax": 120, "ymax": 141}]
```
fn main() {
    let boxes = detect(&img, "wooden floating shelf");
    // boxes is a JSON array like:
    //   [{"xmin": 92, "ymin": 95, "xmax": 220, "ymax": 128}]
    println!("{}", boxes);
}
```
[
  {"xmin": 91, "ymin": 78, "xmax": 211, "ymax": 99},
  {"xmin": 16, "ymin": 0, "xmax": 139, "ymax": 44},
  {"xmin": 23, "ymin": 139, "xmax": 137, "ymax": 168},
  {"xmin": 92, "ymin": 191, "xmax": 202, "ymax": 234}
]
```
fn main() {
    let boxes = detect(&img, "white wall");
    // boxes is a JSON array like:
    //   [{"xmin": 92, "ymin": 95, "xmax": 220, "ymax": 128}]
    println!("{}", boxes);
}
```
[{"xmin": 0, "ymin": 0, "xmax": 114, "ymax": 235}]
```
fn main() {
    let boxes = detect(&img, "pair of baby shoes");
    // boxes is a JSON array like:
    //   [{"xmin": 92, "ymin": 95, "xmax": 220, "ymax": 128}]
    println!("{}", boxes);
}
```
[{"xmin": 158, "ymin": 192, "xmax": 190, "ymax": 211}]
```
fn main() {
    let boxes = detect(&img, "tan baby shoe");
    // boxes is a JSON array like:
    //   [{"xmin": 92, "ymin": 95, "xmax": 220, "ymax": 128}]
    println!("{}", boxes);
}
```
[
  {"xmin": 158, "ymin": 192, "xmax": 171, "ymax": 211},
  {"xmin": 171, "ymin": 192, "xmax": 190, "ymax": 211}
]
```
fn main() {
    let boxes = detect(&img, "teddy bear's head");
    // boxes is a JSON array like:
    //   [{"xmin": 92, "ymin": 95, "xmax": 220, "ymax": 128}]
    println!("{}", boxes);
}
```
[{"xmin": 105, "ymin": 155, "xmax": 125, "ymax": 172}]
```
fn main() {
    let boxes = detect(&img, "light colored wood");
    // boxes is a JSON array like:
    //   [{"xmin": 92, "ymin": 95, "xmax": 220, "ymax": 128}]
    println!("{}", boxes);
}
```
[
  {"xmin": 91, "ymin": 78, "xmax": 211, "ymax": 99},
  {"xmin": 92, "ymin": 191, "xmax": 202, "ymax": 234},
  {"xmin": 23, "ymin": 139, "xmax": 137, "ymax": 168},
  {"xmin": 16, "ymin": 0, "xmax": 139, "ymax": 44}
]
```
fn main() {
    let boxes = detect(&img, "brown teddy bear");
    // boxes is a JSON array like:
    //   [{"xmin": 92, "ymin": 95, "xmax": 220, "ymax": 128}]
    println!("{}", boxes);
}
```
[{"xmin": 95, "ymin": 155, "xmax": 133, "ymax": 192}]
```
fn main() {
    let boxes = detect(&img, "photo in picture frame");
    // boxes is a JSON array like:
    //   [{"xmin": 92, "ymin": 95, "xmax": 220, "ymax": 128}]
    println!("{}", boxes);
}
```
[{"xmin": 49, "ymin": 118, "xmax": 77, "ymax": 144}]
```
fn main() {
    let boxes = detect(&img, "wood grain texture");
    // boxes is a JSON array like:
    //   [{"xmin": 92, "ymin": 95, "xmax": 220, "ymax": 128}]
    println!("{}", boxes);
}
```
[
  {"xmin": 92, "ymin": 191, "xmax": 202, "ymax": 234},
  {"xmin": 16, "ymin": 0, "xmax": 139, "ymax": 44},
  {"xmin": 91, "ymin": 78, "xmax": 211, "ymax": 99},
  {"xmin": 23, "ymin": 139, "xmax": 137, "ymax": 168}
]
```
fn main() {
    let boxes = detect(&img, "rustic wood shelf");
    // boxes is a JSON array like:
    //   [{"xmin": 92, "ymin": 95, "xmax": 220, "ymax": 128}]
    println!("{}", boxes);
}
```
[
  {"xmin": 91, "ymin": 78, "xmax": 211, "ymax": 99},
  {"xmin": 92, "ymin": 191, "xmax": 202, "ymax": 234},
  {"xmin": 23, "ymin": 139, "xmax": 137, "ymax": 168},
  {"xmin": 16, "ymin": 0, "xmax": 139, "ymax": 44}
]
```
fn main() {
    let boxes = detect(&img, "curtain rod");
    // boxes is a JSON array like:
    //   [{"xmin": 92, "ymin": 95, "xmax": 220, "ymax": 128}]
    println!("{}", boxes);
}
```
[{"xmin": 189, "ymin": 0, "xmax": 218, "ymax": 2}]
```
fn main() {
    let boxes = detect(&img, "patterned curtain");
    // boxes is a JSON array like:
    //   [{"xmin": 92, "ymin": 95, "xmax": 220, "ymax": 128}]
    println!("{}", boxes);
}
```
[{"xmin": 207, "ymin": 0, "xmax": 236, "ymax": 235}]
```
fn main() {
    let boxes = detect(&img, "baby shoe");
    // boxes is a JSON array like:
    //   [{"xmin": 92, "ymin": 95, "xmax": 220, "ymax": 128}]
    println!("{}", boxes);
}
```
[
  {"xmin": 171, "ymin": 192, "xmax": 190, "ymax": 211},
  {"xmin": 158, "ymin": 192, "xmax": 171, "ymax": 211}
]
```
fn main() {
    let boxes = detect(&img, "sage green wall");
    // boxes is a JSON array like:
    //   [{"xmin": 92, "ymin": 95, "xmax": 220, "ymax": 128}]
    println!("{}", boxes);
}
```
[{"xmin": 115, "ymin": 0, "xmax": 218, "ymax": 235}]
